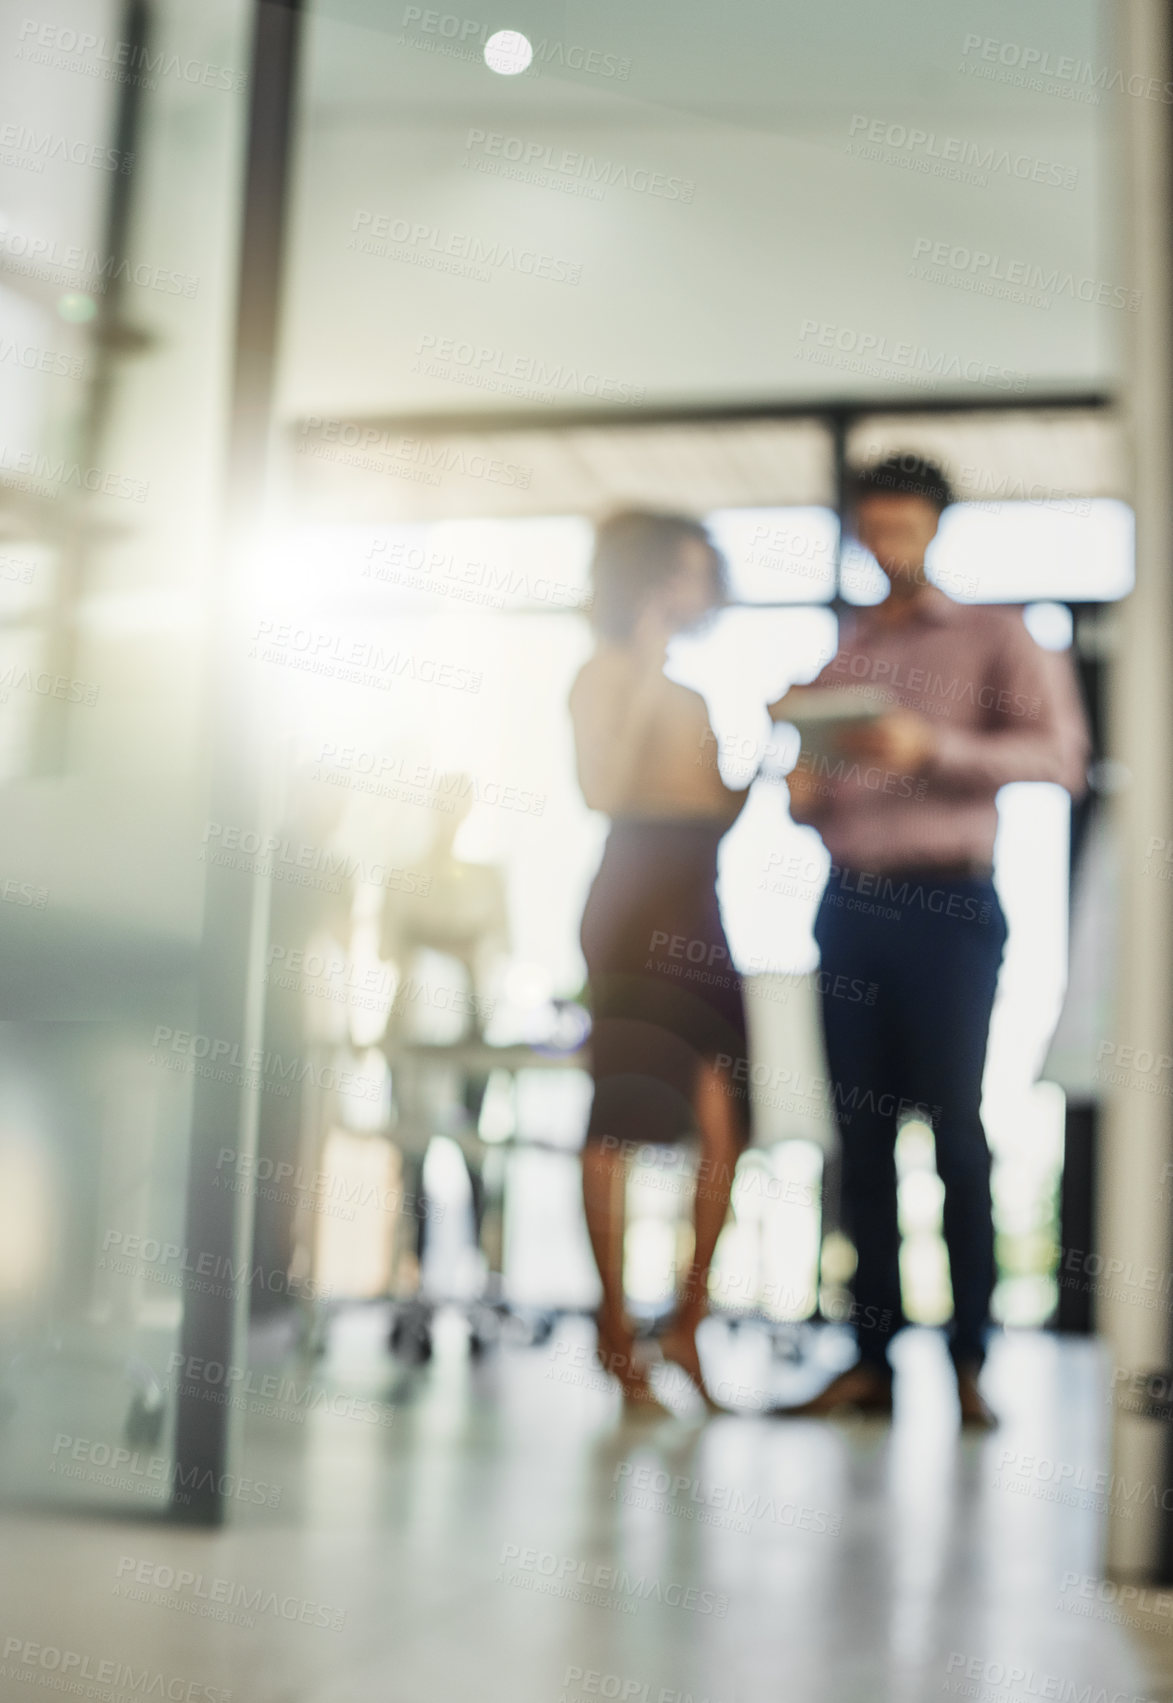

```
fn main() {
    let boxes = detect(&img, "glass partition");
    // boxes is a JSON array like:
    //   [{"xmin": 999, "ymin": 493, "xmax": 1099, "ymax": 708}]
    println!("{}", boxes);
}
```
[{"xmin": 0, "ymin": 0, "xmax": 251, "ymax": 1513}]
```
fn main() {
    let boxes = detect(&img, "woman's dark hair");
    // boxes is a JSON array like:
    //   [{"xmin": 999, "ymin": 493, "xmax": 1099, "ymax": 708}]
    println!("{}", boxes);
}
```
[
  {"xmin": 852, "ymin": 453, "xmax": 954, "ymax": 512},
  {"xmin": 588, "ymin": 509, "xmax": 728, "ymax": 640}
]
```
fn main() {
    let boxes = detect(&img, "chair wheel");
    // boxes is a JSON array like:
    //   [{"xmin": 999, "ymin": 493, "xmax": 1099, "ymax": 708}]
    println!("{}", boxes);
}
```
[
  {"xmin": 770, "ymin": 1332, "xmax": 802, "ymax": 1364},
  {"xmin": 389, "ymin": 1317, "xmax": 433, "ymax": 1365}
]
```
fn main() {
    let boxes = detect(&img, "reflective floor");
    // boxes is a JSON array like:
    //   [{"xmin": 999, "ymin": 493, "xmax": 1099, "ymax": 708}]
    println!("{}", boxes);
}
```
[{"xmin": 1, "ymin": 1321, "xmax": 1167, "ymax": 1703}]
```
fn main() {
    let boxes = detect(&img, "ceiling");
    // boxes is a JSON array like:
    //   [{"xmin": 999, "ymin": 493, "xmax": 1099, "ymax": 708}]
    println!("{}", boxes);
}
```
[
  {"xmin": 282, "ymin": 407, "xmax": 1125, "ymax": 523},
  {"xmin": 275, "ymin": 0, "xmax": 1121, "ymax": 439}
]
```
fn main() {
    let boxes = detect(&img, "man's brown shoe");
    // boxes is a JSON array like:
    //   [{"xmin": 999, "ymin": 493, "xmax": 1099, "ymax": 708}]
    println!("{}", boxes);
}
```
[
  {"xmin": 769, "ymin": 1360, "xmax": 893, "ymax": 1418},
  {"xmin": 956, "ymin": 1364, "xmax": 998, "ymax": 1430}
]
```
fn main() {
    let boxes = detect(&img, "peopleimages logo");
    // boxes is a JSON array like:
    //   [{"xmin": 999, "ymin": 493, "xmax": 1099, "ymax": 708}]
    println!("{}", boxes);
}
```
[
  {"xmin": 1094, "ymin": 1039, "xmax": 1173, "ymax": 1098},
  {"xmin": 825, "ymin": 651, "xmax": 1042, "ymax": 721},
  {"xmin": 996, "ymin": 1446, "xmax": 1173, "ymax": 1516},
  {"xmin": 0, "ymin": 335, "xmax": 86, "ymax": 379},
  {"xmin": 350, "ymin": 208, "xmax": 582, "ymax": 285},
  {"xmin": 413, "ymin": 332, "xmax": 645, "ymax": 405},
  {"xmin": 794, "ymin": 319, "xmax": 1027, "ymax": 393},
  {"xmin": 847, "ymin": 113, "xmax": 1077, "ymax": 190},
  {"xmin": 16, "ymin": 17, "xmax": 246, "ymax": 92},
  {"xmin": 149, "ymin": 1024, "xmax": 383, "ymax": 1103},
  {"xmin": 199, "ymin": 820, "xmax": 432, "ymax": 895},
  {"xmin": 362, "ymin": 537, "xmax": 577, "ymax": 611},
  {"xmin": 249, "ymin": 621, "xmax": 483, "ymax": 695},
  {"xmin": 115, "ymin": 1556, "xmax": 347, "ymax": 1632},
  {"xmin": 50, "ymin": 1429, "xmax": 281, "ymax": 1508},
  {"xmin": 945, "ymin": 1649, "xmax": 1155, "ymax": 1702},
  {"xmin": 397, "ymin": 7, "xmax": 631, "ymax": 79},
  {"xmin": 0, "ymin": 224, "xmax": 198, "ymax": 295},
  {"xmin": 298, "ymin": 418, "xmax": 532, "ymax": 491},
  {"xmin": 561, "ymin": 1669, "xmax": 730, "ymax": 1703},
  {"xmin": 959, "ymin": 32, "xmax": 1173, "ymax": 105},
  {"xmin": 0, "ymin": 1636, "xmax": 232, "ymax": 1702},
  {"xmin": 497, "ymin": 1544, "xmax": 728, "ymax": 1616},
  {"xmin": 0, "ymin": 120, "xmax": 134, "ymax": 174},
  {"xmin": 910, "ymin": 237, "xmax": 1140, "ymax": 312},
  {"xmin": 98, "ymin": 1228, "xmax": 331, "ymax": 1304},
  {"xmin": 612, "ymin": 1462, "xmax": 841, "ymax": 1535},
  {"xmin": 167, "ymin": 1352, "xmax": 394, "ymax": 1431},
  {"xmin": 0, "ymin": 443, "xmax": 148, "ymax": 501},
  {"xmin": 462, "ymin": 129, "xmax": 694, "ymax": 202},
  {"xmin": 317, "ymin": 741, "xmax": 549, "ymax": 816}
]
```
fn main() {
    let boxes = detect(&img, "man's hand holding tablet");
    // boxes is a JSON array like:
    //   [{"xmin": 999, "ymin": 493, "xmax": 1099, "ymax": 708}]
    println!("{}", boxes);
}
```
[{"xmin": 767, "ymin": 686, "xmax": 936, "ymax": 814}]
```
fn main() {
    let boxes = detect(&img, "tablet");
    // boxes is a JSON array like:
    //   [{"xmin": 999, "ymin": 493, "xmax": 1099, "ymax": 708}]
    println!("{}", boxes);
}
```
[{"xmin": 770, "ymin": 686, "xmax": 890, "ymax": 763}]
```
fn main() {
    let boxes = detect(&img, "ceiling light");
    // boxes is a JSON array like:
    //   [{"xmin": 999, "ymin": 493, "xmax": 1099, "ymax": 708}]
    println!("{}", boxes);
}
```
[{"xmin": 483, "ymin": 29, "xmax": 532, "ymax": 74}]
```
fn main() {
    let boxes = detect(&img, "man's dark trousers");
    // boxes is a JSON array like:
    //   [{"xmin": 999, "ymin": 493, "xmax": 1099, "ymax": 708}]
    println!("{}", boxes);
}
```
[{"xmin": 813, "ymin": 866, "xmax": 1009, "ymax": 1369}]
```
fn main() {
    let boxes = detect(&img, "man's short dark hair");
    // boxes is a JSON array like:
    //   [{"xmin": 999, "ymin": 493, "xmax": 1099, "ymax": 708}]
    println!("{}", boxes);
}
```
[{"xmin": 852, "ymin": 454, "xmax": 954, "ymax": 513}]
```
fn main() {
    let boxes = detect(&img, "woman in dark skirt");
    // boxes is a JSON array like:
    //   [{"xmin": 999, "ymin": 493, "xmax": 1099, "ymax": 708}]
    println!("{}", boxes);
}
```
[{"xmin": 570, "ymin": 511, "xmax": 754, "ymax": 1413}]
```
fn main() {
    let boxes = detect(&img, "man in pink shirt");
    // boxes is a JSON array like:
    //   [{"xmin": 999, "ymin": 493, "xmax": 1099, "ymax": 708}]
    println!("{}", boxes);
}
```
[{"xmin": 772, "ymin": 455, "xmax": 1089, "ymax": 1427}]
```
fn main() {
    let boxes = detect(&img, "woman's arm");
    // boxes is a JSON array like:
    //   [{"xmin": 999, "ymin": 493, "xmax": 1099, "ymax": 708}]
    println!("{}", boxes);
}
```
[
  {"xmin": 695, "ymin": 722, "xmax": 756, "ymax": 825},
  {"xmin": 721, "ymin": 778, "xmax": 754, "ymax": 825},
  {"xmin": 570, "ymin": 616, "xmax": 671, "ymax": 815}
]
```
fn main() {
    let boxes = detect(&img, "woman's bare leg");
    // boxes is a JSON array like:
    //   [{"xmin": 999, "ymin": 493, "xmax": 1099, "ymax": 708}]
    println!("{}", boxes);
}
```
[
  {"xmin": 582, "ymin": 1138, "xmax": 627, "ymax": 1340},
  {"xmin": 582, "ymin": 1139, "xmax": 663, "ymax": 1407},
  {"xmin": 661, "ymin": 1063, "xmax": 742, "ymax": 1400}
]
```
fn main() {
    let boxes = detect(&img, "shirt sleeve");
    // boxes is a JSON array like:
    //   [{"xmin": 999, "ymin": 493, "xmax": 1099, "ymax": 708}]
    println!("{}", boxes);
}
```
[
  {"xmin": 786, "ymin": 776, "xmax": 835, "ymax": 828},
  {"xmin": 925, "ymin": 615, "xmax": 1090, "ymax": 797}
]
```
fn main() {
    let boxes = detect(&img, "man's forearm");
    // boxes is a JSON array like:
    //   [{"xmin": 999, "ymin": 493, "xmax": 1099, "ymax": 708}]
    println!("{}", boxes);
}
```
[{"xmin": 927, "ymin": 722, "xmax": 1088, "ymax": 796}]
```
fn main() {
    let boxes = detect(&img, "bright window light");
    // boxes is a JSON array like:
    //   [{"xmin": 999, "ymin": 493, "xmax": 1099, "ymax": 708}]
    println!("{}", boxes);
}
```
[
  {"xmin": 1023, "ymin": 601, "xmax": 1075, "ymax": 651},
  {"xmin": 842, "ymin": 499, "xmax": 1135, "ymax": 605},
  {"xmin": 707, "ymin": 507, "xmax": 839, "ymax": 603}
]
